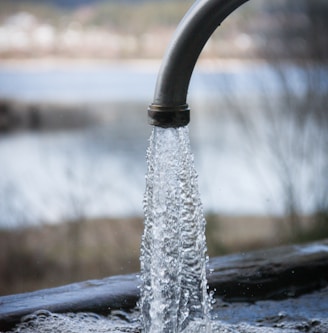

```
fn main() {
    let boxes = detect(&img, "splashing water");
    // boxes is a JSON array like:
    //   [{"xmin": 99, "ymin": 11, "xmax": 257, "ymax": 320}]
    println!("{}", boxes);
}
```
[{"xmin": 139, "ymin": 126, "xmax": 212, "ymax": 333}]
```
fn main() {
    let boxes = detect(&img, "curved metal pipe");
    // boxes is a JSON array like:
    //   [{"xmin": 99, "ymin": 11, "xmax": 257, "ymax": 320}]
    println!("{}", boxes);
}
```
[{"xmin": 148, "ymin": 0, "xmax": 249, "ymax": 128}]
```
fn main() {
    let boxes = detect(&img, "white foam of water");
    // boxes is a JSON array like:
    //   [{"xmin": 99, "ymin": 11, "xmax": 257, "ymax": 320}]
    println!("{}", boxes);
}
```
[
  {"xmin": 8, "ymin": 309, "xmax": 140, "ymax": 333},
  {"xmin": 139, "ymin": 126, "xmax": 212, "ymax": 333},
  {"xmin": 7, "ymin": 308, "xmax": 328, "ymax": 333}
]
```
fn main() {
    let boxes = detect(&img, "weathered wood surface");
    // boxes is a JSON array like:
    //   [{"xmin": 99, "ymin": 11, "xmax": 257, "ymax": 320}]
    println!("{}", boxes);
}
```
[
  {"xmin": 1, "ymin": 240, "xmax": 328, "ymax": 330},
  {"xmin": 208, "ymin": 240, "xmax": 328, "ymax": 301},
  {"xmin": 0, "ymin": 274, "xmax": 139, "ymax": 331}
]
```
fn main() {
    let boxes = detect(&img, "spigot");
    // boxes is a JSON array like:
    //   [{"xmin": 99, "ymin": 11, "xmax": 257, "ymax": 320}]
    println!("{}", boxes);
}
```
[{"xmin": 148, "ymin": 0, "xmax": 249, "ymax": 128}]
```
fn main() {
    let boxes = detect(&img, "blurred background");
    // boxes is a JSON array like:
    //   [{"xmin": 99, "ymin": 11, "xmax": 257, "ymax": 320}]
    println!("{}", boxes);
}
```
[{"xmin": 0, "ymin": 0, "xmax": 327, "ymax": 295}]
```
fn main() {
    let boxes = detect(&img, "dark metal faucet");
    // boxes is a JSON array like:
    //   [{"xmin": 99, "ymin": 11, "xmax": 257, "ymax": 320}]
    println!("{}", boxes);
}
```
[{"xmin": 148, "ymin": 0, "xmax": 249, "ymax": 128}]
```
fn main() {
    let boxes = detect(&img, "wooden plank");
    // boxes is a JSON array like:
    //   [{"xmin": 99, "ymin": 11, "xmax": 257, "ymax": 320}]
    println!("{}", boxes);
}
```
[
  {"xmin": 1, "ymin": 240, "xmax": 328, "ymax": 330},
  {"xmin": 0, "ymin": 274, "xmax": 139, "ymax": 331},
  {"xmin": 208, "ymin": 240, "xmax": 328, "ymax": 301}
]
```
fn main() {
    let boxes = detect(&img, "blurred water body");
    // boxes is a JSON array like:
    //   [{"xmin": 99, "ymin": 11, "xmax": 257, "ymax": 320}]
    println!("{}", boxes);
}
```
[{"xmin": 0, "ymin": 61, "xmax": 326, "ymax": 227}]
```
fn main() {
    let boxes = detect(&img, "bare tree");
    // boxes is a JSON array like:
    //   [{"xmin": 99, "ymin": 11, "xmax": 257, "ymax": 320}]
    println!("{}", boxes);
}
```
[
  {"xmin": 253, "ymin": 0, "xmax": 328, "ymax": 237},
  {"xmin": 202, "ymin": 0, "xmax": 328, "ymax": 240}
]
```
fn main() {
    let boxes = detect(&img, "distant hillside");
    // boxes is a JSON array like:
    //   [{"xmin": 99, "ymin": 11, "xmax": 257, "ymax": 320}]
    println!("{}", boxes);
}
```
[
  {"xmin": 46, "ymin": 0, "xmax": 104, "ymax": 8},
  {"xmin": 45, "ymin": 0, "xmax": 142, "ymax": 8},
  {"xmin": 14, "ymin": 0, "xmax": 183, "ymax": 9}
]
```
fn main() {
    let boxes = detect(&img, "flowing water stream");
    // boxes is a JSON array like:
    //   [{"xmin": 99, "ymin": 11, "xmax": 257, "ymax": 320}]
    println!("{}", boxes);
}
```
[{"xmin": 140, "ymin": 126, "xmax": 212, "ymax": 333}]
